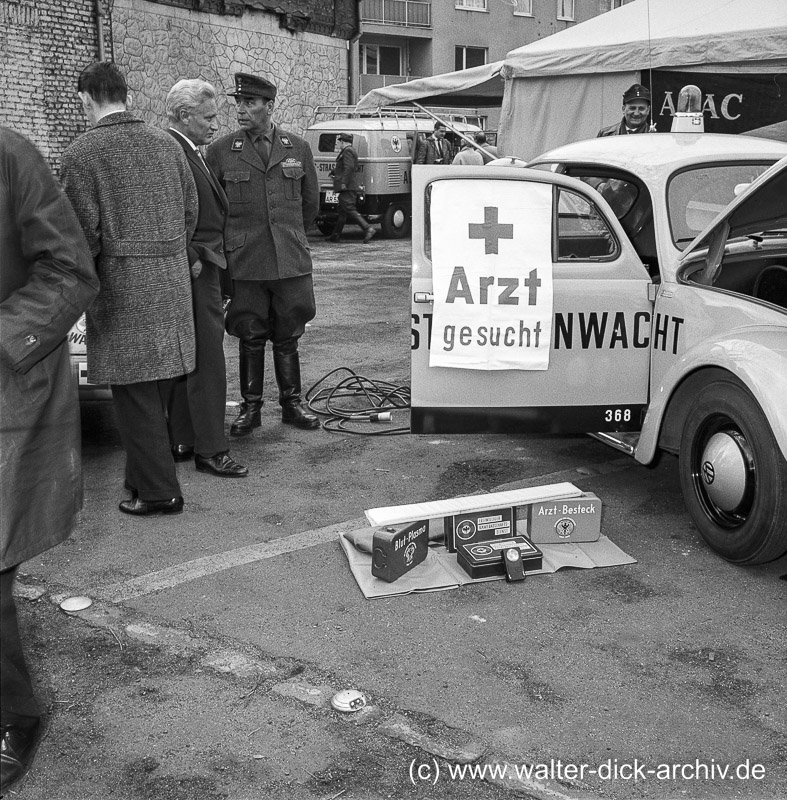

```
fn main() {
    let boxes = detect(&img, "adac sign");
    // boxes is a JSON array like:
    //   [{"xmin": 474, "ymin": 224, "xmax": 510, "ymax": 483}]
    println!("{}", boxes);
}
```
[{"xmin": 651, "ymin": 70, "xmax": 787, "ymax": 134}]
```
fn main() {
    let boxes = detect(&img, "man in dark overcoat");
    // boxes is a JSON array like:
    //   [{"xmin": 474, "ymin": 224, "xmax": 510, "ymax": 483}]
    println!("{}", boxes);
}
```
[
  {"xmin": 0, "ymin": 128, "xmax": 99, "ymax": 791},
  {"xmin": 61, "ymin": 62, "xmax": 198, "ymax": 516},
  {"xmin": 162, "ymin": 78, "xmax": 248, "ymax": 478},
  {"xmin": 597, "ymin": 83, "xmax": 654, "ymax": 136},
  {"xmin": 327, "ymin": 133, "xmax": 376, "ymax": 244},
  {"xmin": 207, "ymin": 73, "xmax": 320, "ymax": 436}
]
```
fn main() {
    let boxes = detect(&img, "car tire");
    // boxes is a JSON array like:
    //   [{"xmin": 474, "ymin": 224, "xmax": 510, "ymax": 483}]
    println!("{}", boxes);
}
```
[
  {"xmin": 380, "ymin": 203, "xmax": 411, "ymax": 239},
  {"xmin": 678, "ymin": 377, "xmax": 787, "ymax": 565}
]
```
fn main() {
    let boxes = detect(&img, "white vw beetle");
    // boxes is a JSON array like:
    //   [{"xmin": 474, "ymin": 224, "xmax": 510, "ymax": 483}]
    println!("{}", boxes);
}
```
[{"xmin": 410, "ymin": 134, "xmax": 787, "ymax": 565}]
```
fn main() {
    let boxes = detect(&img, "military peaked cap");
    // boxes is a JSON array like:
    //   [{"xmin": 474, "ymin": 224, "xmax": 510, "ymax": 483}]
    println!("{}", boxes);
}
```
[
  {"xmin": 228, "ymin": 73, "xmax": 277, "ymax": 101},
  {"xmin": 623, "ymin": 83, "xmax": 651, "ymax": 104}
]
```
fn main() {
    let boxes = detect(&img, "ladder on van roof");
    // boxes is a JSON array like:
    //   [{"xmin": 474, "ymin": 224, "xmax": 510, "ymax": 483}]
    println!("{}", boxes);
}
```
[
  {"xmin": 313, "ymin": 105, "xmax": 484, "ymax": 125},
  {"xmin": 313, "ymin": 105, "xmax": 432, "ymax": 121}
]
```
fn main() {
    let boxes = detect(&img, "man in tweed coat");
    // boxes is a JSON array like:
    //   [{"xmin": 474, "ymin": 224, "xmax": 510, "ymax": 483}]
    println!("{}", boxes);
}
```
[
  {"xmin": 61, "ymin": 62, "xmax": 198, "ymax": 516},
  {"xmin": 207, "ymin": 73, "xmax": 320, "ymax": 436}
]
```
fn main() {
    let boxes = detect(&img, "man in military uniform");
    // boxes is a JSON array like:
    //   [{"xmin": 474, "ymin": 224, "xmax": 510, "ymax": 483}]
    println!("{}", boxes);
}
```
[
  {"xmin": 597, "ymin": 83, "xmax": 654, "ymax": 137},
  {"xmin": 327, "ymin": 133, "xmax": 375, "ymax": 244},
  {"xmin": 207, "ymin": 73, "xmax": 320, "ymax": 435}
]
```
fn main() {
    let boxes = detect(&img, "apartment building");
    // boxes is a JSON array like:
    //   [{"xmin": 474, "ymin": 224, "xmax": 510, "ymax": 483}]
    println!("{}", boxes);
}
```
[{"xmin": 355, "ymin": 0, "xmax": 631, "ymax": 118}]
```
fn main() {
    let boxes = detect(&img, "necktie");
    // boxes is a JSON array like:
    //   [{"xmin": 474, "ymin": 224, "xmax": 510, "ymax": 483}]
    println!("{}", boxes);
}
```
[{"xmin": 255, "ymin": 135, "xmax": 269, "ymax": 166}]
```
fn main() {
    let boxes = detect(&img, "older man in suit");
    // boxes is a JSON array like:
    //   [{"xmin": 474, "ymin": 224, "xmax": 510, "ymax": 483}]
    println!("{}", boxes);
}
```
[
  {"xmin": 207, "ymin": 73, "xmax": 321, "ymax": 436},
  {"xmin": 162, "ymin": 79, "xmax": 247, "ymax": 478},
  {"xmin": 61, "ymin": 62, "xmax": 198, "ymax": 516}
]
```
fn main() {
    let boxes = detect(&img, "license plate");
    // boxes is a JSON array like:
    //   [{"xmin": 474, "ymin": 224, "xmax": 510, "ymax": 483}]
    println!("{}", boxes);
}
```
[{"xmin": 324, "ymin": 190, "xmax": 339, "ymax": 204}]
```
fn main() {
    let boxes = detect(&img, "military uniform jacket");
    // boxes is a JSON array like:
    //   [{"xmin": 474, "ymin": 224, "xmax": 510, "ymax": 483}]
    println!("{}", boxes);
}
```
[
  {"xmin": 207, "ymin": 125, "xmax": 319, "ymax": 281},
  {"xmin": 61, "ymin": 112, "xmax": 198, "ymax": 385},
  {"xmin": 1, "ymin": 128, "xmax": 99, "ymax": 569},
  {"xmin": 332, "ymin": 146, "xmax": 361, "ymax": 192},
  {"xmin": 597, "ymin": 119, "xmax": 650, "ymax": 137}
]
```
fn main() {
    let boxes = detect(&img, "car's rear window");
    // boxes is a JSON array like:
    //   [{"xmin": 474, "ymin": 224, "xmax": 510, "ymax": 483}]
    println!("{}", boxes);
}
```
[{"xmin": 668, "ymin": 163, "xmax": 774, "ymax": 248}]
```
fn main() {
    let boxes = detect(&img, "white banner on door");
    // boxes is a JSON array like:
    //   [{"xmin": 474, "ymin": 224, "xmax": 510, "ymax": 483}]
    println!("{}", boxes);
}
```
[{"xmin": 429, "ymin": 180, "xmax": 554, "ymax": 370}]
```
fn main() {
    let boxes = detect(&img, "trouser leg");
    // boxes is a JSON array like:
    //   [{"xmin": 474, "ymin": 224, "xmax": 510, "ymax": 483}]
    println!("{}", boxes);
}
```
[
  {"xmin": 269, "ymin": 275, "xmax": 318, "ymax": 430},
  {"xmin": 1, "ymin": 567, "xmax": 41, "ymax": 724},
  {"xmin": 159, "ymin": 376, "xmax": 194, "ymax": 449},
  {"xmin": 187, "ymin": 263, "xmax": 229, "ymax": 456},
  {"xmin": 111, "ymin": 381, "xmax": 181, "ymax": 501}
]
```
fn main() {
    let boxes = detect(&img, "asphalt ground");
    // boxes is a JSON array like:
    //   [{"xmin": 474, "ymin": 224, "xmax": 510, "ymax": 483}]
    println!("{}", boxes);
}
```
[{"xmin": 7, "ymin": 227, "xmax": 787, "ymax": 800}]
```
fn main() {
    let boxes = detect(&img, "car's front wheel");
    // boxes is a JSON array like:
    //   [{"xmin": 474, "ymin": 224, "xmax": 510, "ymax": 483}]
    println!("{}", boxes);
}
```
[{"xmin": 678, "ymin": 378, "xmax": 787, "ymax": 564}]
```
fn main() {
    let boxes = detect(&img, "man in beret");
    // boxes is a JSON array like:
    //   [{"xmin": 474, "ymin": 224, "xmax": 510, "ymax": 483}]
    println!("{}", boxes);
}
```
[
  {"xmin": 327, "ymin": 133, "xmax": 375, "ymax": 244},
  {"xmin": 597, "ymin": 83, "xmax": 655, "ymax": 137},
  {"xmin": 207, "ymin": 73, "xmax": 320, "ymax": 435}
]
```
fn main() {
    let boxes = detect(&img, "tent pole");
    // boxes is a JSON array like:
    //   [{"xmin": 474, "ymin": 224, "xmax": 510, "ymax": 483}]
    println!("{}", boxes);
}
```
[{"xmin": 412, "ymin": 102, "xmax": 497, "ymax": 162}]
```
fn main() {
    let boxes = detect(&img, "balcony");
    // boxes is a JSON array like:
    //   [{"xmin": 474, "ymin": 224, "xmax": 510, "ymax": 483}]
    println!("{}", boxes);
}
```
[
  {"xmin": 361, "ymin": 0, "xmax": 432, "ymax": 28},
  {"xmin": 360, "ymin": 73, "xmax": 424, "ymax": 95}
]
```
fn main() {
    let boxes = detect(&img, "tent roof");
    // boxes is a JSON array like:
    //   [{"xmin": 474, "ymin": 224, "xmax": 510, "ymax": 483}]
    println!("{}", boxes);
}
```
[
  {"xmin": 503, "ymin": 0, "xmax": 787, "ymax": 77},
  {"xmin": 355, "ymin": 61, "xmax": 505, "ymax": 113}
]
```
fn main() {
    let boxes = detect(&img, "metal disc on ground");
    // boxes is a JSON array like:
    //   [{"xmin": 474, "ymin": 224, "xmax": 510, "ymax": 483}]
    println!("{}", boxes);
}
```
[
  {"xmin": 59, "ymin": 596, "xmax": 93, "ymax": 613},
  {"xmin": 330, "ymin": 689, "xmax": 366, "ymax": 712}
]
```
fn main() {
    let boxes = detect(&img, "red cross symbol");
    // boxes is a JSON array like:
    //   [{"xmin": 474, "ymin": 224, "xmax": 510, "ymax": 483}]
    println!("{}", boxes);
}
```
[{"xmin": 468, "ymin": 206, "xmax": 514, "ymax": 254}]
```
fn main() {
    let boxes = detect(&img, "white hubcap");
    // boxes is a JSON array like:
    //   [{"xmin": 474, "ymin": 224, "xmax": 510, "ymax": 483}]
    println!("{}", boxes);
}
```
[{"xmin": 700, "ymin": 432, "xmax": 748, "ymax": 512}]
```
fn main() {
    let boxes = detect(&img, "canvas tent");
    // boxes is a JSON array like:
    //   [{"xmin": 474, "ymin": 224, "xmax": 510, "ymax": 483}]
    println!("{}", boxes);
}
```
[
  {"xmin": 356, "ymin": 0, "xmax": 787, "ymax": 162},
  {"xmin": 499, "ymin": 0, "xmax": 787, "ymax": 160}
]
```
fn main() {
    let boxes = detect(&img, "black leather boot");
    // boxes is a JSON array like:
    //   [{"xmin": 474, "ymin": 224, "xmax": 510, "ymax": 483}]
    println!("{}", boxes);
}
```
[
  {"xmin": 273, "ymin": 348, "xmax": 319, "ymax": 430},
  {"xmin": 231, "ymin": 342, "xmax": 265, "ymax": 437}
]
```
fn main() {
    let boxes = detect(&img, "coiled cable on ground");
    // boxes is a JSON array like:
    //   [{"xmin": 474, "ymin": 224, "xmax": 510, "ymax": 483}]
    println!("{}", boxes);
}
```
[{"xmin": 304, "ymin": 367, "xmax": 411, "ymax": 435}]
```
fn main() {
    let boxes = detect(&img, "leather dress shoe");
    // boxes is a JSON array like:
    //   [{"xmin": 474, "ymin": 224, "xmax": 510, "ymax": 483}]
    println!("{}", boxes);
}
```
[
  {"xmin": 281, "ymin": 402, "xmax": 320, "ymax": 430},
  {"xmin": 195, "ymin": 452, "xmax": 249, "ymax": 478},
  {"xmin": 363, "ymin": 227, "xmax": 377, "ymax": 244},
  {"xmin": 171, "ymin": 444, "xmax": 194, "ymax": 462},
  {"xmin": 1, "ymin": 718, "xmax": 41, "ymax": 792},
  {"xmin": 118, "ymin": 496, "xmax": 184, "ymax": 516}
]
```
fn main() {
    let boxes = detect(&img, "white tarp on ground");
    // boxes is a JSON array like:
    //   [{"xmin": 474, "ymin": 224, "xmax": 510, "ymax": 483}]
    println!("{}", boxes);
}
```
[{"xmin": 500, "ymin": 0, "xmax": 787, "ymax": 160}]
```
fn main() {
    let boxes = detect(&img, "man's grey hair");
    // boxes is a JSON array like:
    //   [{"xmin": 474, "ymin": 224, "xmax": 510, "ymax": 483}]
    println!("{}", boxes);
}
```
[{"xmin": 166, "ymin": 79, "xmax": 217, "ymax": 123}]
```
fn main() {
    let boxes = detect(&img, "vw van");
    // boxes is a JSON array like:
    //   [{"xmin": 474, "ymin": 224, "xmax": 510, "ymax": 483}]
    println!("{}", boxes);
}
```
[{"xmin": 305, "ymin": 106, "xmax": 482, "ymax": 239}]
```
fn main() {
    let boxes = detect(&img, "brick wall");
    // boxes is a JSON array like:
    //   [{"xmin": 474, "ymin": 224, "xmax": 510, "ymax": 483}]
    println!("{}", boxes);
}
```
[
  {"xmin": 0, "ymin": 0, "xmax": 349, "ymax": 171},
  {"xmin": 0, "ymin": 0, "xmax": 99, "ymax": 166}
]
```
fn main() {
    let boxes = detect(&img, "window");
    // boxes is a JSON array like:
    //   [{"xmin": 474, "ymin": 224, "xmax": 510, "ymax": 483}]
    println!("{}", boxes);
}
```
[
  {"xmin": 455, "ymin": 46, "xmax": 487, "ymax": 71},
  {"xmin": 455, "ymin": 0, "xmax": 487, "ymax": 10},
  {"xmin": 668, "ymin": 163, "xmax": 774, "ymax": 248},
  {"xmin": 557, "ymin": 0, "xmax": 575, "ymax": 21},
  {"xmin": 556, "ymin": 189, "xmax": 617, "ymax": 261},
  {"xmin": 609, "ymin": 0, "xmax": 625, "ymax": 8},
  {"xmin": 361, "ymin": 44, "xmax": 402, "ymax": 76},
  {"xmin": 514, "ymin": 0, "xmax": 534, "ymax": 16}
]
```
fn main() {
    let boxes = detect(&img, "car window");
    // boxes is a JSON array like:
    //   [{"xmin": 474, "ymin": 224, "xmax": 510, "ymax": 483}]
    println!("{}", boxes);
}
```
[
  {"xmin": 556, "ymin": 188, "xmax": 618, "ymax": 261},
  {"xmin": 668, "ymin": 163, "xmax": 774, "ymax": 249}
]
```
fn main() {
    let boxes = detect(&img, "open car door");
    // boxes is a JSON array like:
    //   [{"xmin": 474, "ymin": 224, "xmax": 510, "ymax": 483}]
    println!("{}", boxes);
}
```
[{"xmin": 410, "ymin": 167, "xmax": 655, "ymax": 434}]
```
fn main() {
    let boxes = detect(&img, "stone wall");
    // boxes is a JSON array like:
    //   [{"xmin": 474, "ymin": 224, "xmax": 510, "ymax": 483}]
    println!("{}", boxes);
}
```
[
  {"xmin": 0, "ymin": 0, "xmax": 349, "ymax": 170},
  {"xmin": 113, "ymin": 0, "xmax": 348, "ymax": 142}
]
